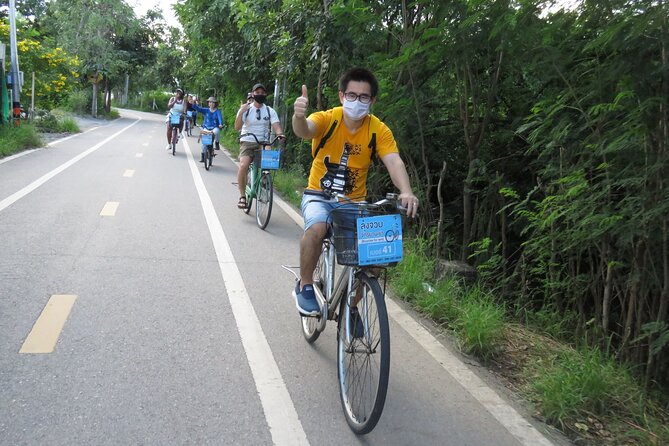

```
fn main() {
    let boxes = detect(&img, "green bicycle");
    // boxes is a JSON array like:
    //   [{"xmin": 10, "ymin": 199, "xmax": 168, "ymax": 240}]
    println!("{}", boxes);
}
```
[{"xmin": 240, "ymin": 133, "xmax": 283, "ymax": 230}]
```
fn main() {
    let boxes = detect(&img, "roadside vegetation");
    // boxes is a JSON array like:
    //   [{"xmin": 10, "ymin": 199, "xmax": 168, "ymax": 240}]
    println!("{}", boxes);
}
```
[
  {"xmin": 0, "ymin": 124, "xmax": 43, "ymax": 157},
  {"xmin": 389, "ymin": 239, "xmax": 669, "ymax": 446}
]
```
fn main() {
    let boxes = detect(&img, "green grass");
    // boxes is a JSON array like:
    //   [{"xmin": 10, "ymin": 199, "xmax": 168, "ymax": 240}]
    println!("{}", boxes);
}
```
[
  {"xmin": 34, "ymin": 113, "xmax": 81, "ymax": 133},
  {"xmin": 272, "ymin": 166, "xmax": 307, "ymax": 207},
  {"xmin": 59, "ymin": 117, "xmax": 80, "ymax": 133},
  {"xmin": 389, "ymin": 237, "xmax": 435, "ymax": 302},
  {"xmin": 390, "ymin": 238, "xmax": 504, "ymax": 360},
  {"xmin": 454, "ymin": 286, "xmax": 505, "ymax": 360},
  {"xmin": 523, "ymin": 344, "xmax": 669, "ymax": 444},
  {"xmin": 0, "ymin": 123, "xmax": 44, "ymax": 157}
]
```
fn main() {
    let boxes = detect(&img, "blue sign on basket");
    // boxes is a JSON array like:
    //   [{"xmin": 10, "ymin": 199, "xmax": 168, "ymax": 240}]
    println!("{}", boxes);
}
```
[
  {"xmin": 169, "ymin": 113, "xmax": 181, "ymax": 125},
  {"xmin": 201, "ymin": 133, "xmax": 213, "ymax": 145},
  {"xmin": 260, "ymin": 150, "xmax": 281, "ymax": 170},
  {"xmin": 356, "ymin": 214, "xmax": 403, "ymax": 265}
]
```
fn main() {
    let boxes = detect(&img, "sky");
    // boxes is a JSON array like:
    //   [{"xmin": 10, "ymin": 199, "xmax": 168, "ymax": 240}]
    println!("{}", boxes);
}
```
[{"xmin": 130, "ymin": 0, "xmax": 179, "ymax": 27}]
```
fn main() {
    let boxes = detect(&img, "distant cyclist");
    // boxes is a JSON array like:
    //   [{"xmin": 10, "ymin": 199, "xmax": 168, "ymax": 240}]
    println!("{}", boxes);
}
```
[
  {"xmin": 191, "ymin": 96, "xmax": 224, "ymax": 162},
  {"xmin": 187, "ymin": 94, "xmax": 198, "ymax": 128},
  {"xmin": 233, "ymin": 83, "xmax": 285, "ymax": 209},
  {"xmin": 291, "ymin": 67, "xmax": 418, "ymax": 315},
  {"xmin": 165, "ymin": 87, "xmax": 188, "ymax": 150}
]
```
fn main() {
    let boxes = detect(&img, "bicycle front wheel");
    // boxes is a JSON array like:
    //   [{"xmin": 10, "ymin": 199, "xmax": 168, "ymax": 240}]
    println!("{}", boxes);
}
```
[
  {"xmin": 205, "ymin": 147, "xmax": 213, "ymax": 170},
  {"xmin": 255, "ymin": 172, "xmax": 273, "ymax": 229},
  {"xmin": 337, "ymin": 272, "xmax": 390, "ymax": 435},
  {"xmin": 244, "ymin": 165, "xmax": 254, "ymax": 214}
]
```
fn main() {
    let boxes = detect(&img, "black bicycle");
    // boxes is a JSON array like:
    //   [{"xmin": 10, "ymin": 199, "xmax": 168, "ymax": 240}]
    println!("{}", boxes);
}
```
[
  {"xmin": 168, "ymin": 113, "xmax": 183, "ymax": 156},
  {"xmin": 199, "ymin": 128, "xmax": 215, "ymax": 170}
]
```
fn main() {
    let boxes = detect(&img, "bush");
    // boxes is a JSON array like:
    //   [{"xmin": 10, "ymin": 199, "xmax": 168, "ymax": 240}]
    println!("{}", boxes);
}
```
[
  {"xmin": 0, "ymin": 123, "xmax": 44, "ymax": 156},
  {"xmin": 65, "ymin": 90, "xmax": 90, "ymax": 114},
  {"xmin": 33, "ymin": 112, "xmax": 80, "ymax": 133}
]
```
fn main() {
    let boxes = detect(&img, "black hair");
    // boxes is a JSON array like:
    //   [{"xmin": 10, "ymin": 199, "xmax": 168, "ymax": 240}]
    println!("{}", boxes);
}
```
[{"xmin": 338, "ymin": 68, "xmax": 379, "ymax": 98}]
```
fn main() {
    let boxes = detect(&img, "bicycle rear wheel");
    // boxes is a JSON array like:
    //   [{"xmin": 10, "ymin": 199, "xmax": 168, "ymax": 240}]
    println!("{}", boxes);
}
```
[
  {"xmin": 337, "ymin": 272, "xmax": 390, "ymax": 435},
  {"xmin": 301, "ymin": 244, "xmax": 330, "ymax": 343},
  {"xmin": 244, "ymin": 165, "xmax": 254, "ymax": 214},
  {"xmin": 255, "ymin": 172, "xmax": 273, "ymax": 229}
]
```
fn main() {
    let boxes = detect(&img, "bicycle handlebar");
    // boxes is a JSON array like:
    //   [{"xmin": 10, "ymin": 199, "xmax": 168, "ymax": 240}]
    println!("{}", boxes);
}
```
[
  {"xmin": 331, "ymin": 192, "xmax": 407, "ymax": 214},
  {"xmin": 240, "ymin": 133, "xmax": 285, "ymax": 147}
]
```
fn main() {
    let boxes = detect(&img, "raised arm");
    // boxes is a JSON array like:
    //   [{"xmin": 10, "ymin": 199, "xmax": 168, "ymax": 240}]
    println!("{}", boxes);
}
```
[{"xmin": 292, "ymin": 85, "xmax": 316, "ymax": 139}]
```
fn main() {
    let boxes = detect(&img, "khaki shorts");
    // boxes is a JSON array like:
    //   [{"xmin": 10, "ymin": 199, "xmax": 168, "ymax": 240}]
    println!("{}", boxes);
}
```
[{"xmin": 239, "ymin": 141, "xmax": 261, "ymax": 159}]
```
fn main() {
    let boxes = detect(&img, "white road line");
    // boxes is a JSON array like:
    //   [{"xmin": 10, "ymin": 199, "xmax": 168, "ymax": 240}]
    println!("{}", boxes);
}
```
[
  {"xmin": 0, "ymin": 149, "xmax": 40, "ymax": 165},
  {"xmin": 0, "ymin": 120, "xmax": 140, "ymax": 213},
  {"xmin": 183, "ymin": 139, "xmax": 309, "ymax": 446}
]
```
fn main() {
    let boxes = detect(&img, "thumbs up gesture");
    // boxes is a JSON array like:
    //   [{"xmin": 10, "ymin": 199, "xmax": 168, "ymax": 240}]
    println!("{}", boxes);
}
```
[{"xmin": 293, "ymin": 85, "xmax": 309, "ymax": 119}]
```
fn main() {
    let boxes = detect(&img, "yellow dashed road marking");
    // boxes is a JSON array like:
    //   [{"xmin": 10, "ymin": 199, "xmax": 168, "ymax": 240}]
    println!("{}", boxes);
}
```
[
  {"xmin": 100, "ymin": 201, "xmax": 119, "ymax": 216},
  {"xmin": 20, "ymin": 295, "xmax": 78, "ymax": 354}
]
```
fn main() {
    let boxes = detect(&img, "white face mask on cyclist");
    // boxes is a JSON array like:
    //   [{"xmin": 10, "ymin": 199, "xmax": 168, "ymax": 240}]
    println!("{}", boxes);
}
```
[{"xmin": 342, "ymin": 99, "xmax": 370, "ymax": 121}]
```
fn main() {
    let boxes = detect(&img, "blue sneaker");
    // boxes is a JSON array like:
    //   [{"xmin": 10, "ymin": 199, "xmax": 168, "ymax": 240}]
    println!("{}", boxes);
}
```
[
  {"xmin": 292, "ymin": 281, "xmax": 321, "ymax": 316},
  {"xmin": 349, "ymin": 307, "xmax": 365, "ymax": 339}
]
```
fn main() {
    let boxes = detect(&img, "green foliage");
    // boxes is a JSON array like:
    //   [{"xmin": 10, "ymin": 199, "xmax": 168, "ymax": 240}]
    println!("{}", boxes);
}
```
[
  {"xmin": 389, "ymin": 237, "xmax": 435, "ymax": 302},
  {"xmin": 0, "ymin": 124, "xmax": 44, "ymax": 157},
  {"xmin": 33, "ymin": 112, "xmax": 80, "ymax": 133},
  {"xmin": 529, "ymin": 348, "xmax": 645, "ymax": 427},
  {"xmin": 272, "ymin": 166, "xmax": 307, "ymax": 207},
  {"xmin": 391, "ymin": 239, "xmax": 504, "ymax": 360},
  {"xmin": 0, "ymin": 17, "xmax": 80, "ymax": 110},
  {"xmin": 454, "ymin": 286, "xmax": 505, "ymax": 360},
  {"xmin": 64, "ymin": 90, "xmax": 91, "ymax": 115}
]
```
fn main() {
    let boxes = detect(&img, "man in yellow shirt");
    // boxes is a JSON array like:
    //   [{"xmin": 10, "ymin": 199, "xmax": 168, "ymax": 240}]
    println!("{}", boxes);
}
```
[{"xmin": 291, "ymin": 67, "xmax": 419, "ymax": 315}]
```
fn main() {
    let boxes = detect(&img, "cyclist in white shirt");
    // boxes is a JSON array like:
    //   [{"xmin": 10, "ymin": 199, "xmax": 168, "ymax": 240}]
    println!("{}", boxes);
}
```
[
  {"xmin": 233, "ymin": 83, "xmax": 285, "ymax": 209},
  {"xmin": 166, "ymin": 87, "xmax": 188, "ymax": 150}
]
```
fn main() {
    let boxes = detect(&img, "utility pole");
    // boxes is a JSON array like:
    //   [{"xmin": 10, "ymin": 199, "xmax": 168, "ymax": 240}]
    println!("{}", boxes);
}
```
[{"xmin": 8, "ymin": 0, "xmax": 23, "ymax": 120}]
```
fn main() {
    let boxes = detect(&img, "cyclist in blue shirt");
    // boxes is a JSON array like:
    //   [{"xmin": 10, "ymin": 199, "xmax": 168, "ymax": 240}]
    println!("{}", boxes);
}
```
[{"xmin": 192, "ymin": 96, "xmax": 224, "ymax": 162}]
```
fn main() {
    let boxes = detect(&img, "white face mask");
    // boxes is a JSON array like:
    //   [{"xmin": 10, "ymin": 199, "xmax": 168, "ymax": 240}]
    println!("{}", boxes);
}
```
[{"xmin": 342, "ymin": 99, "xmax": 370, "ymax": 121}]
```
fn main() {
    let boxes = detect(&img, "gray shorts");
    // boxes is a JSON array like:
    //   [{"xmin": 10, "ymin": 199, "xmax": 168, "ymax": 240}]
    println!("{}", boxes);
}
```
[{"xmin": 301, "ymin": 192, "xmax": 360, "ymax": 232}]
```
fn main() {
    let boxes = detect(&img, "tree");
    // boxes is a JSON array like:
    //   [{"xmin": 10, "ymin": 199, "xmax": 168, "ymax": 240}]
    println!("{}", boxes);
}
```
[{"xmin": 43, "ymin": 0, "xmax": 141, "ymax": 116}]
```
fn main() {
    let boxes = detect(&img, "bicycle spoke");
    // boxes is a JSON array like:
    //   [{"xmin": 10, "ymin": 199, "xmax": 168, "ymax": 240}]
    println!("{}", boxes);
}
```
[{"xmin": 337, "ymin": 273, "xmax": 389, "ymax": 434}]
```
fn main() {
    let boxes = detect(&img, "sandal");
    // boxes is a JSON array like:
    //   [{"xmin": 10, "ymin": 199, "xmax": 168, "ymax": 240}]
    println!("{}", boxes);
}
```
[{"xmin": 237, "ymin": 197, "xmax": 247, "ymax": 209}]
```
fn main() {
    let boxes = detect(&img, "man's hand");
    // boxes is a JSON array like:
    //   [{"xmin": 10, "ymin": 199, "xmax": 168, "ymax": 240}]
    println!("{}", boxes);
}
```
[
  {"xmin": 294, "ymin": 85, "xmax": 309, "ymax": 119},
  {"xmin": 398, "ymin": 192, "xmax": 419, "ymax": 218}
]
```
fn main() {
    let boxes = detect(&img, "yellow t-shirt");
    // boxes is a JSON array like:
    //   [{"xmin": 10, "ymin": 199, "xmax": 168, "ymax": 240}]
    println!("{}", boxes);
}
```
[{"xmin": 307, "ymin": 109, "xmax": 398, "ymax": 200}]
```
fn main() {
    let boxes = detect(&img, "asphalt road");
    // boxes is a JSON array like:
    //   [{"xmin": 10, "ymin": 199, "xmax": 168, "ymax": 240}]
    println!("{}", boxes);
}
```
[{"xmin": 0, "ymin": 109, "xmax": 569, "ymax": 446}]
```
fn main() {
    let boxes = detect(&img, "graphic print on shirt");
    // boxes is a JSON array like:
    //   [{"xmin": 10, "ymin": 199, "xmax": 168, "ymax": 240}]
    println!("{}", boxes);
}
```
[{"xmin": 319, "ymin": 143, "xmax": 363, "ymax": 196}]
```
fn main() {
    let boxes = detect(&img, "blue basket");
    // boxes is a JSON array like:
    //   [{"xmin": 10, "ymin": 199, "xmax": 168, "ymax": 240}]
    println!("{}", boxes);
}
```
[
  {"xmin": 201, "ymin": 133, "xmax": 213, "ymax": 146},
  {"xmin": 254, "ymin": 149, "xmax": 281, "ymax": 170},
  {"xmin": 169, "ymin": 113, "xmax": 181, "ymax": 125}
]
